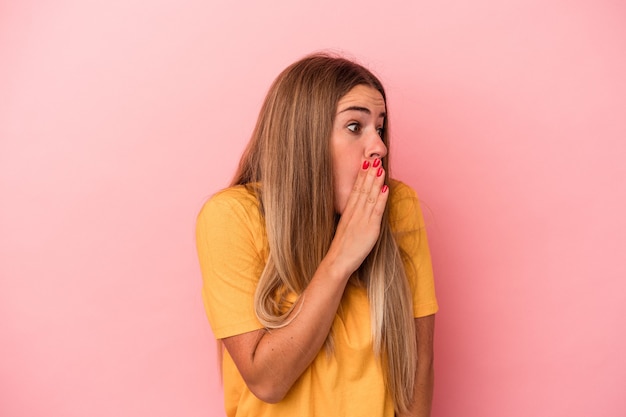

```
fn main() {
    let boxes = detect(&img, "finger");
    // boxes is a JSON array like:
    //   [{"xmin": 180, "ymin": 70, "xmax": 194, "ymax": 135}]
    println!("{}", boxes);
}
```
[
  {"xmin": 342, "ymin": 160, "xmax": 371, "ymax": 216},
  {"xmin": 372, "ymin": 182, "xmax": 390, "ymax": 218},
  {"xmin": 359, "ymin": 159, "xmax": 380, "ymax": 197},
  {"xmin": 364, "ymin": 164, "xmax": 387, "ymax": 216},
  {"xmin": 352, "ymin": 158, "xmax": 382, "ymax": 209}
]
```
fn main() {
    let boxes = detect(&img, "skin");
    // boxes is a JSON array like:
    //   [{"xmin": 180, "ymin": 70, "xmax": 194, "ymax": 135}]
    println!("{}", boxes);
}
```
[
  {"xmin": 400, "ymin": 315, "xmax": 435, "ymax": 417},
  {"xmin": 222, "ymin": 85, "xmax": 435, "ymax": 416},
  {"xmin": 331, "ymin": 84, "xmax": 388, "ymax": 214}
]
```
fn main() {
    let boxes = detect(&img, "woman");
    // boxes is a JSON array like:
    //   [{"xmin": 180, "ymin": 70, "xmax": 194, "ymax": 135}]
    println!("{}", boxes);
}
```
[{"xmin": 196, "ymin": 53, "xmax": 438, "ymax": 417}]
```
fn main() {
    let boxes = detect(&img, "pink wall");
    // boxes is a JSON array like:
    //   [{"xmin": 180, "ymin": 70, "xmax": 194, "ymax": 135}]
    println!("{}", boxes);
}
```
[{"xmin": 2, "ymin": 1, "xmax": 625, "ymax": 416}]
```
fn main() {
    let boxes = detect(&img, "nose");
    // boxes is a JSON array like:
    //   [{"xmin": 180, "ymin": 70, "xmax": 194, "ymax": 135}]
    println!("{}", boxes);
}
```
[{"xmin": 366, "ymin": 132, "xmax": 388, "ymax": 160}]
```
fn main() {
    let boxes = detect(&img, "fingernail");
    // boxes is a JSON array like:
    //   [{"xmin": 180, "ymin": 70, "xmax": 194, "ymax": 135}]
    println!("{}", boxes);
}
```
[
  {"xmin": 373, "ymin": 158, "xmax": 381, "ymax": 168},
  {"xmin": 362, "ymin": 160, "xmax": 370, "ymax": 169},
  {"xmin": 382, "ymin": 184, "xmax": 388, "ymax": 193},
  {"xmin": 377, "ymin": 167, "xmax": 383, "ymax": 177}
]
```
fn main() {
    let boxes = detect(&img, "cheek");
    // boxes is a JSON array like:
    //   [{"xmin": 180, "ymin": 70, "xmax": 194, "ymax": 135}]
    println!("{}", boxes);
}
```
[
  {"xmin": 336, "ymin": 162, "xmax": 358, "ymax": 189},
  {"xmin": 335, "ymin": 165, "xmax": 360, "ymax": 211},
  {"xmin": 331, "ymin": 138, "xmax": 362, "ymax": 210}
]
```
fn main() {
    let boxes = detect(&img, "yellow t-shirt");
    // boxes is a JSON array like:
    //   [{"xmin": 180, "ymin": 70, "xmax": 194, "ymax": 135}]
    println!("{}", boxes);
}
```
[{"xmin": 196, "ymin": 179, "xmax": 438, "ymax": 417}]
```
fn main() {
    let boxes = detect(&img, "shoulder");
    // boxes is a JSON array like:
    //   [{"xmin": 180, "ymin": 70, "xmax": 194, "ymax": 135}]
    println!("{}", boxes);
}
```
[
  {"xmin": 196, "ymin": 184, "xmax": 263, "ymax": 232},
  {"xmin": 388, "ymin": 178, "xmax": 418, "ymax": 203},
  {"xmin": 198, "ymin": 184, "xmax": 260, "ymax": 217},
  {"xmin": 387, "ymin": 179, "xmax": 423, "ymax": 232},
  {"xmin": 388, "ymin": 178, "xmax": 421, "ymax": 215}
]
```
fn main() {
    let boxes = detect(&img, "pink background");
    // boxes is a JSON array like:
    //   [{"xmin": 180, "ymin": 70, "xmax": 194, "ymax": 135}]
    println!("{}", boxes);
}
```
[{"xmin": 2, "ymin": 1, "xmax": 625, "ymax": 416}]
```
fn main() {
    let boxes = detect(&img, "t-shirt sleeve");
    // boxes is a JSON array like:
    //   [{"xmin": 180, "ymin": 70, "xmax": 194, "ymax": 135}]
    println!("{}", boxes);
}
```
[
  {"xmin": 389, "ymin": 181, "xmax": 439, "ymax": 318},
  {"xmin": 195, "ymin": 189, "xmax": 266, "ymax": 339}
]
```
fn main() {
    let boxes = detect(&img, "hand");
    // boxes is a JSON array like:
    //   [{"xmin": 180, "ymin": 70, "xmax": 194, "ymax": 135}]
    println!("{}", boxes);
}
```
[{"xmin": 326, "ymin": 159, "xmax": 389, "ymax": 278}]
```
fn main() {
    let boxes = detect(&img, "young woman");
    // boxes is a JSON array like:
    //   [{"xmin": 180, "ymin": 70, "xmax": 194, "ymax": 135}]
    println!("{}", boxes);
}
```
[{"xmin": 196, "ymin": 53, "xmax": 438, "ymax": 417}]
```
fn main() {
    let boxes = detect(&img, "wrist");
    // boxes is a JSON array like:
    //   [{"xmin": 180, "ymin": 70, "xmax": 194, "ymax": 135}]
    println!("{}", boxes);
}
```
[{"xmin": 318, "ymin": 252, "xmax": 352, "ymax": 283}]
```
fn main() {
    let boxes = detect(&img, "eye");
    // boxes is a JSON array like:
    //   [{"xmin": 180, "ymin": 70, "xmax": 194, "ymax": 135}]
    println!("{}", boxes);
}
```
[
  {"xmin": 347, "ymin": 122, "xmax": 361, "ymax": 133},
  {"xmin": 376, "ymin": 127, "xmax": 384, "ymax": 137}
]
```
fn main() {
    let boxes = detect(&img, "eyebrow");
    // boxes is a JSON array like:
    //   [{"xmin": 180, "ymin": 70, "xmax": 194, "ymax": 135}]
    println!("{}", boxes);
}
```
[{"xmin": 338, "ymin": 106, "xmax": 386, "ymax": 118}]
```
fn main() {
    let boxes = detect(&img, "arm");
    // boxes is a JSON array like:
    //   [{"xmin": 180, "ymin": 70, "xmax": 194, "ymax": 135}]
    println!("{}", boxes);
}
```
[
  {"xmin": 398, "ymin": 315, "xmax": 436, "ymax": 417},
  {"xmin": 222, "ymin": 160, "xmax": 389, "ymax": 403}
]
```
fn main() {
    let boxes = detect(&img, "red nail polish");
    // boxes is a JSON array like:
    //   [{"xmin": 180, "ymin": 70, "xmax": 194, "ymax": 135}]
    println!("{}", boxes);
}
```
[
  {"xmin": 381, "ymin": 184, "xmax": 388, "ymax": 193},
  {"xmin": 377, "ymin": 167, "xmax": 383, "ymax": 177},
  {"xmin": 373, "ymin": 158, "xmax": 381, "ymax": 168},
  {"xmin": 362, "ymin": 160, "xmax": 370, "ymax": 169}
]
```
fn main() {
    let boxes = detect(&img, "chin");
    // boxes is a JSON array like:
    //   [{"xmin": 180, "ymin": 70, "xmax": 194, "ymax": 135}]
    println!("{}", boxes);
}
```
[
  {"xmin": 333, "ymin": 186, "xmax": 350, "ymax": 214},
  {"xmin": 334, "ymin": 197, "xmax": 347, "ymax": 215}
]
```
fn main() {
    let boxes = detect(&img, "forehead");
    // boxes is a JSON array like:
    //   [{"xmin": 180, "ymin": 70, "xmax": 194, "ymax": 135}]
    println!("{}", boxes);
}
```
[{"xmin": 336, "ymin": 85, "xmax": 386, "ymax": 113}]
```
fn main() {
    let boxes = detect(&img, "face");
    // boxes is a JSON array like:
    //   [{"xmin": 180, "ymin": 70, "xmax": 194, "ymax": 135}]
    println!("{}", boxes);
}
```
[{"xmin": 331, "ymin": 84, "xmax": 388, "ymax": 214}]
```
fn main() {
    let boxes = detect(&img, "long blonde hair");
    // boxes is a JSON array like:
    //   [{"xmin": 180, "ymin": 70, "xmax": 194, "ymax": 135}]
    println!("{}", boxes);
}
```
[{"xmin": 231, "ymin": 53, "xmax": 417, "ymax": 413}]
